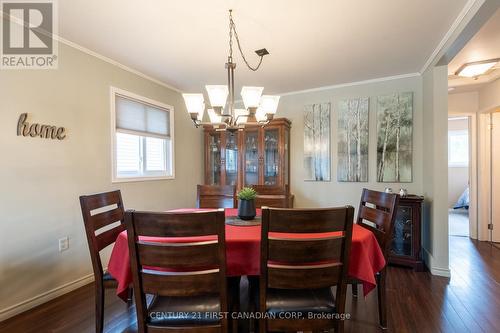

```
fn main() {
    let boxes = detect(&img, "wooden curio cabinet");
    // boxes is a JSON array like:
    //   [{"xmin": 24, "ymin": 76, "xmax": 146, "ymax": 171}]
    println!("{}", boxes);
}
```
[
  {"xmin": 388, "ymin": 195, "xmax": 424, "ymax": 271},
  {"xmin": 203, "ymin": 118, "xmax": 291, "ymax": 192}
]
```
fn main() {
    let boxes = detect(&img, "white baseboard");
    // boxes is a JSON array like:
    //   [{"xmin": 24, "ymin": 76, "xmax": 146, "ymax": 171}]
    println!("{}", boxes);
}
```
[
  {"xmin": 422, "ymin": 248, "xmax": 451, "ymax": 277},
  {"xmin": 429, "ymin": 266, "xmax": 452, "ymax": 277},
  {"xmin": 0, "ymin": 273, "xmax": 95, "ymax": 322}
]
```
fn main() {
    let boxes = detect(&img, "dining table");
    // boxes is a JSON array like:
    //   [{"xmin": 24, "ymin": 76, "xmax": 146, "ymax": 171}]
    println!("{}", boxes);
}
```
[{"xmin": 107, "ymin": 208, "xmax": 386, "ymax": 301}]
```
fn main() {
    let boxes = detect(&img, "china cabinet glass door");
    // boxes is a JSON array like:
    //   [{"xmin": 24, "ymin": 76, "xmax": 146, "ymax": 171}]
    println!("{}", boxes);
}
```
[
  {"xmin": 224, "ymin": 133, "xmax": 238, "ymax": 186},
  {"xmin": 391, "ymin": 205, "xmax": 413, "ymax": 257},
  {"xmin": 264, "ymin": 128, "xmax": 279, "ymax": 185},
  {"xmin": 244, "ymin": 130, "xmax": 259, "ymax": 186},
  {"xmin": 207, "ymin": 132, "xmax": 221, "ymax": 185}
]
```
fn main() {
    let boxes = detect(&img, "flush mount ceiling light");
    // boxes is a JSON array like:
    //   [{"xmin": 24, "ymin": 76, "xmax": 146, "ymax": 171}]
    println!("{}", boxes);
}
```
[
  {"xmin": 182, "ymin": 10, "xmax": 279, "ymax": 132},
  {"xmin": 455, "ymin": 59, "xmax": 499, "ymax": 78}
]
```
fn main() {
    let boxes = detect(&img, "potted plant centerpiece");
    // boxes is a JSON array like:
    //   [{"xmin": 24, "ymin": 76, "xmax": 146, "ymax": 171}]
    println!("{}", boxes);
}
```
[{"xmin": 237, "ymin": 187, "xmax": 257, "ymax": 220}]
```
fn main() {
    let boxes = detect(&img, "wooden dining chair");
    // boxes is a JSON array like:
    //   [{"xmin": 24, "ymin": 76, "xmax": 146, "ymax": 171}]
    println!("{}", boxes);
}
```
[
  {"xmin": 125, "ymin": 209, "xmax": 229, "ymax": 333},
  {"xmin": 259, "ymin": 206, "xmax": 354, "ymax": 333},
  {"xmin": 79, "ymin": 190, "xmax": 130, "ymax": 333},
  {"xmin": 250, "ymin": 185, "xmax": 294, "ymax": 208},
  {"xmin": 350, "ymin": 188, "xmax": 399, "ymax": 329},
  {"xmin": 197, "ymin": 184, "xmax": 237, "ymax": 208}
]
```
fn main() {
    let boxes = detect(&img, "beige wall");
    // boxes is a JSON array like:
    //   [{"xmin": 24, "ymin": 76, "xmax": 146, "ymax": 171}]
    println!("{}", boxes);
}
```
[
  {"xmin": 0, "ymin": 42, "xmax": 203, "ymax": 319},
  {"xmin": 479, "ymin": 78, "xmax": 500, "ymax": 112},
  {"xmin": 278, "ymin": 75, "xmax": 423, "ymax": 209},
  {"xmin": 448, "ymin": 91, "xmax": 479, "ymax": 114},
  {"xmin": 448, "ymin": 118, "xmax": 469, "ymax": 208},
  {"xmin": 422, "ymin": 65, "xmax": 449, "ymax": 277}
]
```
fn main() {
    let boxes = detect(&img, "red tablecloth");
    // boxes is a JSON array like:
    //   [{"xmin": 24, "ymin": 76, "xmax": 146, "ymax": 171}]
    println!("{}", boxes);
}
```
[{"xmin": 107, "ymin": 208, "xmax": 386, "ymax": 300}]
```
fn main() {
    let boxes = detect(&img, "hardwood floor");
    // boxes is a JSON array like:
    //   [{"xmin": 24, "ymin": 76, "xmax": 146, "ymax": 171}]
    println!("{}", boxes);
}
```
[{"xmin": 1, "ymin": 236, "xmax": 498, "ymax": 333}]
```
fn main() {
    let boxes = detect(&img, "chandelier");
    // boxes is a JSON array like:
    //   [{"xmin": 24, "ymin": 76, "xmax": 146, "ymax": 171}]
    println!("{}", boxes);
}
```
[{"xmin": 182, "ymin": 10, "xmax": 280, "ymax": 132}]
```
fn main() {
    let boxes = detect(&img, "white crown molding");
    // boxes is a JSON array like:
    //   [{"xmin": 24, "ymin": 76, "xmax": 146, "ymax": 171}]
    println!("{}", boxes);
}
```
[
  {"xmin": 278, "ymin": 73, "xmax": 421, "ymax": 97},
  {"xmin": 1, "ymin": 10, "xmax": 183, "ymax": 92},
  {"xmin": 57, "ymin": 37, "xmax": 182, "ymax": 93},
  {"xmin": 419, "ymin": 0, "xmax": 485, "ymax": 74},
  {"xmin": 0, "ymin": 272, "xmax": 95, "ymax": 322}
]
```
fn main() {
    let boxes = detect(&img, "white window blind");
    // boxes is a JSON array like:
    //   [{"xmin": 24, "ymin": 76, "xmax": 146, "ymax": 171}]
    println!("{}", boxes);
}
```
[
  {"xmin": 112, "ymin": 88, "xmax": 174, "ymax": 181},
  {"xmin": 116, "ymin": 95, "xmax": 170, "ymax": 138}
]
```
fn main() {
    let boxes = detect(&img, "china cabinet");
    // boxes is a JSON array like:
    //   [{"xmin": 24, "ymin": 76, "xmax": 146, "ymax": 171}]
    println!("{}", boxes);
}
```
[
  {"xmin": 203, "ymin": 118, "xmax": 291, "ymax": 193},
  {"xmin": 388, "ymin": 195, "xmax": 424, "ymax": 271}
]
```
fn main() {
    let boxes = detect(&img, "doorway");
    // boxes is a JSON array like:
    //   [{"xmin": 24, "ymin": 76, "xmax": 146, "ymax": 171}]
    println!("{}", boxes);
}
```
[
  {"xmin": 489, "ymin": 111, "xmax": 500, "ymax": 244},
  {"xmin": 448, "ymin": 116, "xmax": 471, "ymax": 237}
]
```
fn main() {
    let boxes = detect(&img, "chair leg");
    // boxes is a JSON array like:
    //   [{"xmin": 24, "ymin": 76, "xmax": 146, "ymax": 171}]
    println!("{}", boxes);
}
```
[
  {"xmin": 95, "ymin": 282, "xmax": 105, "ymax": 333},
  {"xmin": 376, "ymin": 269, "xmax": 387, "ymax": 329},
  {"xmin": 127, "ymin": 286, "xmax": 133, "ymax": 305},
  {"xmin": 336, "ymin": 319, "xmax": 344, "ymax": 333},
  {"xmin": 351, "ymin": 282, "xmax": 358, "ymax": 298}
]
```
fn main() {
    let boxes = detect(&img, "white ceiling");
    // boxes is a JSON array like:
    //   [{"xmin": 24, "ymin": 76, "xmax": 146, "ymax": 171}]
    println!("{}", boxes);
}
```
[
  {"xmin": 448, "ymin": 9, "xmax": 500, "ymax": 90},
  {"xmin": 58, "ymin": 0, "xmax": 469, "ymax": 94}
]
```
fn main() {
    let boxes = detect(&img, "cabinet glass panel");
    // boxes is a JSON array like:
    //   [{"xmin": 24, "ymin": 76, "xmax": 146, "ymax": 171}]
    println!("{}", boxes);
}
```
[
  {"xmin": 244, "ymin": 131, "xmax": 259, "ymax": 185},
  {"xmin": 225, "ymin": 133, "xmax": 238, "ymax": 186},
  {"xmin": 391, "ymin": 206, "xmax": 413, "ymax": 257},
  {"xmin": 207, "ymin": 132, "xmax": 221, "ymax": 185},
  {"xmin": 264, "ymin": 129, "xmax": 279, "ymax": 185}
]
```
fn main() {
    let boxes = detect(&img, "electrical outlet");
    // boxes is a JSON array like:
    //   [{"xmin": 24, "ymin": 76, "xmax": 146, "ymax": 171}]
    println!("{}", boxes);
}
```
[{"xmin": 58, "ymin": 237, "xmax": 69, "ymax": 252}]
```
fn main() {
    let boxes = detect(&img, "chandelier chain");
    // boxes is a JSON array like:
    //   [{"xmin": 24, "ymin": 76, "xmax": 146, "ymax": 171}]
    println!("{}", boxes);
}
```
[{"xmin": 229, "ymin": 11, "xmax": 263, "ymax": 72}]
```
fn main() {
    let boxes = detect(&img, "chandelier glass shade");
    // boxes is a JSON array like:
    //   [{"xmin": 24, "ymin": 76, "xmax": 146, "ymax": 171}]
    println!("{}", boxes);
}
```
[{"xmin": 182, "ymin": 10, "xmax": 279, "ymax": 131}]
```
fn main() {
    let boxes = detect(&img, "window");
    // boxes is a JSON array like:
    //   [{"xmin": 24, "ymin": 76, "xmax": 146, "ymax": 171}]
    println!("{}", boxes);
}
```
[
  {"xmin": 448, "ymin": 130, "xmax": 468, "ymax": 167},
  {"xmin": 111, "ymin": 87, "xmax": 174, "ymax": 182}
]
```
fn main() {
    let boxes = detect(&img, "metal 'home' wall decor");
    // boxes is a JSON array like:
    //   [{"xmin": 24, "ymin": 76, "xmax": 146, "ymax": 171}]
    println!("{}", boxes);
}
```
[{"xmin": 17, "ymin": 113, "xmax": 66, "ymax": 140}]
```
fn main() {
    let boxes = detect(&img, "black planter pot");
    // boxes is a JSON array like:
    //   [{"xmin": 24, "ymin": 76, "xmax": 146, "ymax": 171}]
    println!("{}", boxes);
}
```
[{"xmin": 238, "ymin": 199, "xmax": 256, "ymax": 220}]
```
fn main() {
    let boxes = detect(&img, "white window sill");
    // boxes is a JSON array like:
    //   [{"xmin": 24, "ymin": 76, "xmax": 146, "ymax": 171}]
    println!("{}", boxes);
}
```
[{"xmin": 111, "ymin": 175, "xmax": 175, "ymax": 183}]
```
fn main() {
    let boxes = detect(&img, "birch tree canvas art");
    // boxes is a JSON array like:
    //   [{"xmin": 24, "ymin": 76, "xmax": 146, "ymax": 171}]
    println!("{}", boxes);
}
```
[
  {"xmin": 376, "ymin": 92, "xmax": 413, "ymax": 182},
  {"xmin": 304, "ymin": 103, "xmax": 331, "ymax": 181},
  {"xmin": 337, "ymin": 97, "xmax": 369, "ymax": 182}
]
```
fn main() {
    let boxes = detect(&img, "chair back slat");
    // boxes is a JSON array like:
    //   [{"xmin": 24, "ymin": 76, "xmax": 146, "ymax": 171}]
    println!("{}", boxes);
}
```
[
  {"xmin": 267, "ymin": 208, "xmax": 348, "ymax": 233},
  {"xmin": 261, "ymin": 206, "xmax": 354, "ymax": 291},
  {"xmin": 83, "ymin": 190, "xmax": 123, "ymax": 211},
  {"xmin": 268, "ymin": 236, "xmax": 343, "ymax": 263},
  {"xmin": 137, "ymin": 240, "xmax": 219, "ymax": 268},
  {"xmin": 267, "ymin": 263, "xmax": 342, "ymax": 289},
  {"xmin": 359, "ymin": 206, "xmax": 390, "ymax": 228},
  {"xmin": 126, "ymin": 208, "xmax": 227, "ymax": 314},
  {"xmin": 357, "ymin": 189, "xmax": 399, "ymax": 255},
  {"xmin": 96, "ymin": 223, "xmax": 126, "ymax": 251},
  {"xmin": 79, "ymin": 190, "xmax": 125, "ymax": 275},
  {"xmin": 141, "ymin": 269, "xmax": 221, "ymax": 297},
  {"xmin": 251, "ymin": 185, "xmax": 292, "ymax": 208},
  {"xmin": 361, "ymin": 189, "xmax": 396, "ymax": 210},
  {"xmin": 197, "ymin": 185, "xmax": 236, "ymax": 208},
  {"xmin": 132, "ymin": 211, "xmax": 219, "ymax": 237},
  {"xmin": 91, "ymin": 207, "xmax": 124, "ymax": 230},
  {"xmin": 251, "ymin": 185, "xmax": 287, "ymax": 196}
]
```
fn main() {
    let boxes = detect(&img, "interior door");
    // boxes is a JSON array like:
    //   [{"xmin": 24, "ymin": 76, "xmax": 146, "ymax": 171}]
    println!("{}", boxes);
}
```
[{"xmin": 492, "ymin": 112, "xmax": 500, "ymax": 243}]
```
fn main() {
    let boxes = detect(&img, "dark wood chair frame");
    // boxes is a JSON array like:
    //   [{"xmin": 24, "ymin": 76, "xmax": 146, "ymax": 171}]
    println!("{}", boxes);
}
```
[
  {"xmin": 79, "ymin": 190, "xmax": 130, "ymax": 333},
  {"xmin": 259, "ymin": 206, "xmax": 354, "ymax": 333},
  {"xmin": 350, "ymin": 188, "xmax": 399, "ymax": 330},
  {"xmin": 250, "ymin": 185, "xmax": 294, "ymax": 208},
  {"xmin": 125, "ymin": 209, "xmax": 229, "ymax": 333},
  {"xmin": 197, "ymin": 185, "xmax": 237, "ymax": 209}
]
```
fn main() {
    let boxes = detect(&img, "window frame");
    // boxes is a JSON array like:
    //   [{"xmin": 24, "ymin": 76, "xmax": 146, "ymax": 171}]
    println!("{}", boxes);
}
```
[
  {"xmin": 110, "ymin": 86, "xmax": 175, "ymax": 183},
  {"xmin": 448, "ymin": 129, "xmax": 469, "ymax": 168}
]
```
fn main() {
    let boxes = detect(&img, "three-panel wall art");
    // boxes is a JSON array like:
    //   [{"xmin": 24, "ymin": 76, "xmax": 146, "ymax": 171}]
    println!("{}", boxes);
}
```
[{"xmin": 303, "ymin": 92, "xmax": 413, "ymax": 183}]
